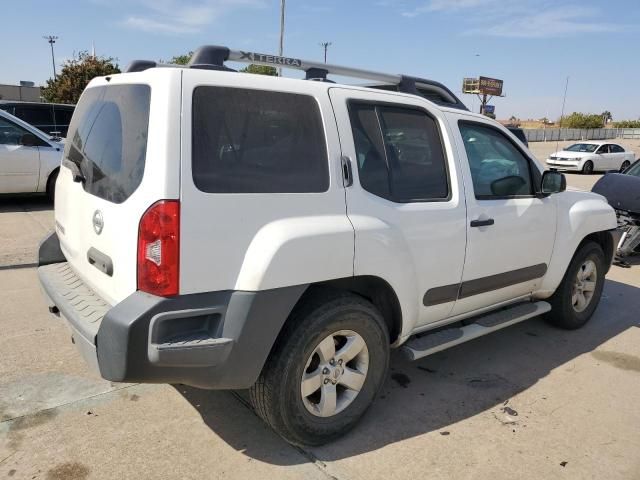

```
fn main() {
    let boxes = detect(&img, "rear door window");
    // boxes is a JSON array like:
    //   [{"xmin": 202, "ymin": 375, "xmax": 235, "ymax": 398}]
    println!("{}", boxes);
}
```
[
  {"xmin": 348, "ymin": 103, "xmax": 449, "ymax": 202},
  {"xmin": 191, "ymin": 87, "xmax": 329, "ymax": 193},
  {"xmin": 63, "ymin": 84, "xmax": 151, "ymax": 203},
  {"xmin": 611, "ymin": 144, "xmax": 625, "ymax": 153}
]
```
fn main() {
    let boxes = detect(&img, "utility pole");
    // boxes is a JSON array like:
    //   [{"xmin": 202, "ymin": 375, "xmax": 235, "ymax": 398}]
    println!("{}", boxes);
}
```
[
  {"xmin": 556, "ymin": 76, "xmax": 569, "ymax": 151},
  {"xmin": 43, "ymin": 35, "xmax": 59, "ymax": 78},
  {"xmin": 319, "ymin": 42, "xmax": 332, "ymax": 63},
  {"xmin": 278, "ymin": 0, "xmax": 285, "ymax": 76},
  {"xmin": 559, "ymin": 76, "xmax": 569, "ymax": 126}
]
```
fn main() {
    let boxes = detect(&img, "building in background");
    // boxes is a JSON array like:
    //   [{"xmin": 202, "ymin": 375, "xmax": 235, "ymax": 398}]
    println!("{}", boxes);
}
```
[{"xmin": 0, "ymin": 82, "xmax": 42, "ymax": 102}]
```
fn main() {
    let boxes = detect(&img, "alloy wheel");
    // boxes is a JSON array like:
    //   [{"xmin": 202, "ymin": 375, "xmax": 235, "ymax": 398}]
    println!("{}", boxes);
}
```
[
  {"xmin": 301, "ymin": 330, "xmax": 369, "ymax": 417},
  {"xmin": 572, "ymin": 259, "xmax": 597, "ymax": 313}
]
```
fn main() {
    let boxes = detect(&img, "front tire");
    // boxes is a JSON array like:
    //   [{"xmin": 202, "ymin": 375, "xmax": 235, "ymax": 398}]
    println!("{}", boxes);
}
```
[
  {"xmin": 545, "ymin": 241, "xmax": 606, "ymax": 329},
  {"xmin": 249, "ymin": 289, "xmax": 389, "ymax": 446},
  {"xmin": 582, "ymin": 160, "xmax": 594, "ymax": 175}
]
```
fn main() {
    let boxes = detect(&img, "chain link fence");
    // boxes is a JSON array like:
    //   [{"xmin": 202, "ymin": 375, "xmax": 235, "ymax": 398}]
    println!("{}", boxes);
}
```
[{"xmin": 524, "ymin": 128, "xmax": 640, "ymax": 142}]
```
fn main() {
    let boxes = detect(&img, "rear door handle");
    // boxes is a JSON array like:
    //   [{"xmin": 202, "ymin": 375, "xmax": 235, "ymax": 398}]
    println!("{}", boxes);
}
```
[{"xmin": 470, "ymin": 218, "xmax": 495, "ymax": 227}]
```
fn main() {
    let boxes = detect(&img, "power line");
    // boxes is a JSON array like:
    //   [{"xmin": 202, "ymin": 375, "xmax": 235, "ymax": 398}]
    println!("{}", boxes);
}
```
[{"xmin": 43, "ymin": 35, "xmax": 59, "ymax": 79}]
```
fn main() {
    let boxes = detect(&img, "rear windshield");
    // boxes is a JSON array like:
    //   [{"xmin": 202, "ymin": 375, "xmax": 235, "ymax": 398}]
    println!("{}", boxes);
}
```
[
  {"xmin": 192, "ymin": 86, "xmax": 329, "ymax": 193},
  {"xmin": 63, "ymin": 84, "xmax": 150, "ymax": 203}
]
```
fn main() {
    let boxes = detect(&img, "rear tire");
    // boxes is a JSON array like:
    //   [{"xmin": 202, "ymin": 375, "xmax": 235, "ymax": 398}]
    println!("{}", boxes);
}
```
[
  {"xmin": 46, "ymin": 169, "xmax": 59, "ymax": 203},
  {"xmin": 582, "ymin": 160, "xmax": 594, "ymax": 175},
  {"xmin": 545, "ymin": 241, "xmax": 606, "ymax": 330},
  {"xmin": 249, "ymin": 289, "xmax": 389, "ymax": 446},
  {"xmin": 620, "ymin": 160, "xmax": 631, "ymax": 172}
]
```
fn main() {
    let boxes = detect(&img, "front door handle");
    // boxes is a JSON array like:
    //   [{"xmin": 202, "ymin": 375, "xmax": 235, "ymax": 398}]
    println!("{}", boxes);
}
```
[{"xmin": 470, "ymin": 218, "xmax": 495, "ymax": 227}]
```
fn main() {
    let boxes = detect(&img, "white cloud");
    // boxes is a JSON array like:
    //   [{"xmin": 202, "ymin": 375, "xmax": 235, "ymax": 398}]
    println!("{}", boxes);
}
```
[
  {"xmin": 402, "ymin": 0, "xmax": 502, "ymax": 17},
  {"xmin": 119, "ymin": 0, "xmax": 264, "ymax": 35},
  {"xmin": 469, "ymin": 7, "xmax": 619, "ymax": 38},
  {"xmin": 396, "ymin": 1, "xmax": 622, "ymax": 38}
]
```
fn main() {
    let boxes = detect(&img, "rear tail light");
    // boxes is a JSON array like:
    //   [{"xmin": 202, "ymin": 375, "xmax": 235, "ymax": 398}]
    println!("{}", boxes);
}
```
[{"xmin": 137, "ymin": 200, "xmax": 180, "ymax": 296}]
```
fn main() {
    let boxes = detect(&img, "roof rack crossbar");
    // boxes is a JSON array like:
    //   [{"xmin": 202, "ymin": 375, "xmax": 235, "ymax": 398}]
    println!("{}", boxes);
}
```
[
  {"xmin": 226, "ymin": 49, "xmax": 401, "ymax": 85},
  {"xmin": 124, "ymin": 45, "xmax": 467, "ymax": 109}
]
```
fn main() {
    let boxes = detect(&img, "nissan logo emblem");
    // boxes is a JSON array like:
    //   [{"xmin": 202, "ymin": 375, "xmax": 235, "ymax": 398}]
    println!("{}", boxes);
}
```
[{"xmin": 93, "ymin": 210, "xmax": 104, "ymax": 235}]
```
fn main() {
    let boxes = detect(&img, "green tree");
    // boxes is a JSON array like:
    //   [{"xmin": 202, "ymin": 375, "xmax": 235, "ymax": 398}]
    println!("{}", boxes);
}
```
[
  {"xmin": 239, "ymin": 64, "xmax": 278, "ymax": 76},
  {"xmin": 41, "ymin": 51, "xmax": 120, "ymax": 104},
  {"xmin": 559, "ymin": 112, "xmax": 604, "ymax": 129},
  {"xmin": 601, "ymin": 111, "xmax": 612, "ymax": 123},
  {"xmin": 165, "ymin": 52, "xmax": 193, "ymax": 65},
  {"xmin": 163, "ymin": 52, "xmax": 277, "ymax": 76},
  {"xmin": 613, "ymin": 120, "xmax": 640, "ymax": 128}
]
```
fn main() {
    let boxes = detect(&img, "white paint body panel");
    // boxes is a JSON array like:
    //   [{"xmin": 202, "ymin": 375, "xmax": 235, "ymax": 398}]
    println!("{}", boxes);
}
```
[
  {"xmin": 179, "ymin": 71, "xmax": 353, "ymax": 294},
  {"xmin": 447, "ymin": 111, "xmax": 557, "ymax": 315},
  {"xmin": 54, "ymin": 70, "xmax": 182, "ymax": 305},
  {"xmin": 329, "ymin": 87, "xmax": 467, "ymax": 338},
  {"xmin": 0, "ymin": 109, "xmax": 63, "ymax": 193},
  {"xmin": 536, "ymin": 190, "xmax": 617, "ymax": 297}
]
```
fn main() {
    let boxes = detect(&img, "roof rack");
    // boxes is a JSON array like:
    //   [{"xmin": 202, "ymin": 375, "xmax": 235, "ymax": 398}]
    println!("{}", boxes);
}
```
[{"xmin": 125, "ymin": 45, "xmax": 468, "ymax": 110}]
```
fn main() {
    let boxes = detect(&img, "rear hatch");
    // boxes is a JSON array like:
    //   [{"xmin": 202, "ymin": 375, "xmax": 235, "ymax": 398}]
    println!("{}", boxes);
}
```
[{"xmin": 54, "ymin": 71, "xmax": 181, "ymax": 305}]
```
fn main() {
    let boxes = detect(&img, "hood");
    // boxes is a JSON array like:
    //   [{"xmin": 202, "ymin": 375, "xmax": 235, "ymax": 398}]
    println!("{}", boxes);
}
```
[
  {"xmin": 592, "ymin": 173, "xmax": 640, "ymax": 214},
  {"xmin": 550, "ymin": 150, "xmax": 590, "ymax": 159}
]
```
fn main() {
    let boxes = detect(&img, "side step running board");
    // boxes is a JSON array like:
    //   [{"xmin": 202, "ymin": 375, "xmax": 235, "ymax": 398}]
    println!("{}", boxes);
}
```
[{"xmin": 401, "ymin": 301, "xmax": 551, "ymax": 361}]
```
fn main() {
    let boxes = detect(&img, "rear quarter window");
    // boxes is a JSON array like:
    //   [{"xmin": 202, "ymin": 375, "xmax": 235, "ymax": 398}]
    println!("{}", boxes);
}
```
[{"xmin": 191, "ymin": 86, "xmax": 329, "ymax": 193}]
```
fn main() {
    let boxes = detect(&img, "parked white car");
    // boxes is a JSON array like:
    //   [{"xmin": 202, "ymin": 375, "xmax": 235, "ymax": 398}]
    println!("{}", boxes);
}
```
[
  {"xmin": 0, "ymin": 109, "xmax": 63, "ymax": 199},
  {"xmin": 546, "ymin": 141, "xmax": 635, "ymax": 174}
]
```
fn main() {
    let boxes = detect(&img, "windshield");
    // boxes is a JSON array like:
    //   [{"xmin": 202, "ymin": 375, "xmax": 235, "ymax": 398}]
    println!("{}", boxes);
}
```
[
  {"xmin": 63, "ymin": 84, "xmax": 150, "ymax": 204},
  {"xmin": 564, "ymin": 143, "xmax": 598, "ymax": 153},
  {"xmin": 625, "ymin": 161, "xmax": 640, "ymax": 177}
]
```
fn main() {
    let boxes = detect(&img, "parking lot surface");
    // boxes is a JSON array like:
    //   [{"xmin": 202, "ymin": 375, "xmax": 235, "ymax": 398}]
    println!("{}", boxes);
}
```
[{"xmin": 1, "ymin": 155, "xmax": 639, "ymax": 480}]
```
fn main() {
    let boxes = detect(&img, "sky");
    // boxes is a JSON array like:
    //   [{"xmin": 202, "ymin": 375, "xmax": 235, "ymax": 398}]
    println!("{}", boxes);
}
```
[{"xmin": 1, "ymin": 0, "xmax": 639, "ymax": 120}]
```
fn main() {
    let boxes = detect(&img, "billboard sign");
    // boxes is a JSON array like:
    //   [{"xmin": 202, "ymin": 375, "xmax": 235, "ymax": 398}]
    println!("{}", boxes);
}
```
[
  {"xmin": 478, "ymin": 76, "xmax": 503, "ymax": 96},
  {"xmin": 462, "ymin": 77, "xmax": 479, "ymax": 94},
  {"xmin": 483, "ymin": 105, "xmax": 495, "ymax": 114}
]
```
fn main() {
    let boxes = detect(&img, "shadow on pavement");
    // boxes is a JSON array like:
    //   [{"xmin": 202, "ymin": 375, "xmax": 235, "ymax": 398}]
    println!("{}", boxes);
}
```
[
  {"xmin": 177, "ymin": 279, "xmax": 640, "ymax": 464},
  {"xmin": 0, "ymin": 194, "xmax": 52, "ymax": 213}
]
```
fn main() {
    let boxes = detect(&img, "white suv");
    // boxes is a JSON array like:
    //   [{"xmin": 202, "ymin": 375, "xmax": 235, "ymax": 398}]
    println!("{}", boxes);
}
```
[{"xmin": 38, "ymin": 46, "xmax": 620, "ymax": 446}]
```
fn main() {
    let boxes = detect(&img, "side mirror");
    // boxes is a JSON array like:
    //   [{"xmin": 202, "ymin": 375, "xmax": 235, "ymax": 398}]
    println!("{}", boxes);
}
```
[
  {"xmin": 541, "ymin": 170, "xmax": 566, "ymax": 195},
  {"xmin": 19, "ymin": 133, "xmax": 38, "ymax": 147}
]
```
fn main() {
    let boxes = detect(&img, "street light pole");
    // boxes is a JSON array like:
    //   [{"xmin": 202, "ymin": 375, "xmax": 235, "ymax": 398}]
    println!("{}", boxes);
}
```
[
  {"xmin": 278, "ymin": 0, "xmax": 285, "ymax": 76},
  {"xmin": 319, "ymin": 42, "xmax": 332, "ymax": 63},
  {"xmin": 43, "ymin": 35, "xmax": 58, "ymax": 78},
  {"xmin": 556, "ymin": 76, "xmax": 569, "ymax": 152}
]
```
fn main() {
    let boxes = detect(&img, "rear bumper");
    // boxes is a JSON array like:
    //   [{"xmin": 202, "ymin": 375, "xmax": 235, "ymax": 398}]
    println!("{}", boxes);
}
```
[{"xmin": 38, "ymin": 233, "xmax": 307, "ymax": 389}]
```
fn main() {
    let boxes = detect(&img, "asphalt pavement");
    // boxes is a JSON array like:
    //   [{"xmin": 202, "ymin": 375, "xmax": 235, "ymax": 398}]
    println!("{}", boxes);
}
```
[{"xmin": 1, "ymin": 157, "xmax": 639, "ymax": 480}]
